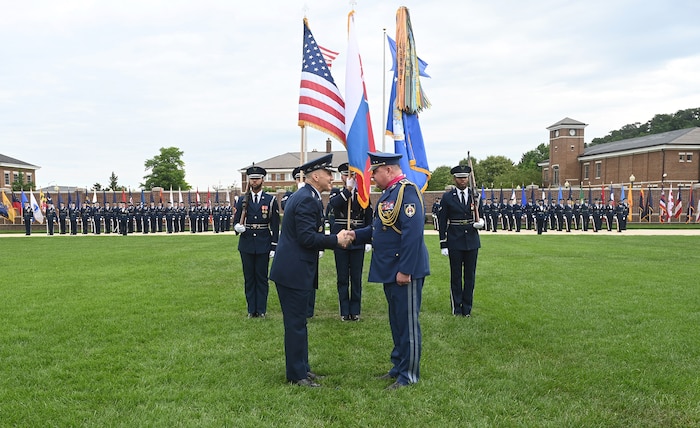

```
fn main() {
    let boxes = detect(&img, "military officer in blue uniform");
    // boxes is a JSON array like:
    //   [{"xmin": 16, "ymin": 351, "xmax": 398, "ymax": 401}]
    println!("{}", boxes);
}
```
[
  {"xmin": 328, "ymin": 162, "xmax": 373, "ymax": 322},
  {"xmin": 80, "ymin": 201, "xmax": 92, "ymax": 234},
  {"xmin": 68, "ymin": 201, "xmax": 79, "ymax": 235},
  {"xmin": 23, "ymin": 201, "xmax": 33, "ymax": 235},
  {"xmin": 352, "ymin": 152, "xmax": 430, "ymax": 390},
  {"xmin": 535, "ymin": 199, "xmax": 548, "ymax": 235},
  {"xmin": 438, "ymin": 165, "xmax": 484, "ymax": 317},
  {"xmin": 233, "ymin": 165, "xmax": 280, "ymax": 318},
  {"xmin": 46, "ymin": 200, "xmax": 58, "ymax": 235},
  {"xmin": 269, "ymin": 154, "xmax": 353, "ymax": 387},
  {"xmin": 58, "ymin": 201, "xmax": 68, "ymax": 235}
]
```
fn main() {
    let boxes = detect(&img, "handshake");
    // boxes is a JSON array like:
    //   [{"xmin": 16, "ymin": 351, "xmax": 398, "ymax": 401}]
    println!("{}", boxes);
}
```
[{"xmin": 337, "ymin": 229, "xmax": 355, "ymax": 248}]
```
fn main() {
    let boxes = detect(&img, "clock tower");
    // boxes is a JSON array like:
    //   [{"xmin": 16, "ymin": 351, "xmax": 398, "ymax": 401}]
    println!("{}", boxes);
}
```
[{"xmin": 545, "ymin": 117, "xmax": 587, "ymax": 188}]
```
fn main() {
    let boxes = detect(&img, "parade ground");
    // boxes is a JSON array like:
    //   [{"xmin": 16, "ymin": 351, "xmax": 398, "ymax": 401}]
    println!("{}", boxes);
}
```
[{"xmin": 2, "ymin": 232, "xmax": 698, "ymax": 426}]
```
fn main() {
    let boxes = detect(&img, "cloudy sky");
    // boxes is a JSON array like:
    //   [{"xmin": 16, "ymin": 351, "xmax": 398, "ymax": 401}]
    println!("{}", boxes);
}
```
[{"xmin": 2, "ymin": 0, "xmax": 699, "ymax": 190}]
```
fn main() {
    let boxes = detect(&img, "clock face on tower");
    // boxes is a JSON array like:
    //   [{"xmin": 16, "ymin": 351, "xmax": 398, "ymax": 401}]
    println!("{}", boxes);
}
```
[
  {"xmin": 569, "ymin": 129, "xmax": 576, "ymax": 136},
  {"xmin": 554, "ymin": 130, "xmax": 559, "ymax": 137}
]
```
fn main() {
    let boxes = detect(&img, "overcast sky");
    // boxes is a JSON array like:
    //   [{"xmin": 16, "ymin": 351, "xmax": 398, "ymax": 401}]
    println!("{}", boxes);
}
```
[{"xmin": 2, "ymin": 0, "xmax": 699, "ymax": 190}]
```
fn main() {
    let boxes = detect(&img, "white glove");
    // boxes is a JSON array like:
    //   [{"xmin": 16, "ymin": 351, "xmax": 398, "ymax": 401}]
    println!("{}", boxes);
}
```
[
  {"xmin": 297, "ymin": 182, "xmax": 305, "ymax": 189},
  {"xmin": 234, "ymin": 223, "xmax": 246, "ymax": 233},
  {"xmin": 346, "ymin": 177, "xmax": 356, "ymax": 191},
  {"xmin": 364, "ymin": 244, "xmax": 372, "ymax": 253},
  {"xmin": 318, "ymin": 251, "xmax": 324, "ymax": 259},
  {"xmin": 441, "ymin": 248, "xmax": 449, "ymax": 256},
  {"xmin": 474, "ymin": 219, "xmax": 485, "ymax": 230},
  {"xmin": 269, "ymin": 250, "xmax": 275, "ymax": 258}
]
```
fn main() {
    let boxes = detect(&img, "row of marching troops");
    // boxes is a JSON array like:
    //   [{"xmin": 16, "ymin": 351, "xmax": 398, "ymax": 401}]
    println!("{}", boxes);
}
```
[
  {"xmin": 21, "ymin": 198, "xmax": 236, "ymax": 236},
  {"xmin": 433, "ymin": 197, "xmax": 630, "ymax": 234}
]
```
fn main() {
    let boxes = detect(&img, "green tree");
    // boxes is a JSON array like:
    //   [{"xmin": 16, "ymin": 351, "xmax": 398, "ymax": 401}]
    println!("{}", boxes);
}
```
[
  {"xmin": 475, "ymin": 155, "xmax": 515, "ymax": 188},
  {"xmin": 92, "ymin": 183, "xmax": 102, "ymax": 191},
  {"xmin": 426, "ymin": 165, "xmax": 452, "ymax": 191},
  {"xmin": 11, "ymin": 172, "xmax": 35, "ymax": 191},
  {"xmin": 107, "ymin": 172, "xmax": 125, "ymax": 191},
  {"xmin": 142, "ymin": 147, "xmax": 190, "ymax": 190}
]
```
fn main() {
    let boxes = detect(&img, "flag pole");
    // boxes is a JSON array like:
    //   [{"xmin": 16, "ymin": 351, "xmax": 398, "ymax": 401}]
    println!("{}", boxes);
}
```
[{"xmin": 381, "ymin": 27, "xmax": 387, "ymax": 153}]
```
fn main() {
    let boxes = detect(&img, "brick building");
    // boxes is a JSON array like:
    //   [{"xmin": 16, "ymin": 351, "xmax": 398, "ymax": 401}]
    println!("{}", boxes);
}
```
[{"xmin": 1, "ymin": 153, "xmax": 40, "ymax": 192}]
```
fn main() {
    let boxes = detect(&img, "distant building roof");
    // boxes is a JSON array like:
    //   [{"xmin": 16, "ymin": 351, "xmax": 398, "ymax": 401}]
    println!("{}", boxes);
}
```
[
  {"xmin": 0, "ymin": 153, "xmax": 40, "ymax": 169},
  {"xmin": 239, "ymin": 151, "xmax": 350, "ymax": 172},
  {"xmin": 546, "ymin": 117, "xmax": 588, "ymax": 130},
  {"xmin": 580, "ymin": 127, "xmax": 700, "ymax": 159}
]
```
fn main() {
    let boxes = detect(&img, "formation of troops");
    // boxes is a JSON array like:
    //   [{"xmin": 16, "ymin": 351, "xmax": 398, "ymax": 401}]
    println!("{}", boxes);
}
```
[
  {"xmin": 447, "ymin": 197, "xmax": 632, "ymax": 234},
  {"xmin": 21, "ymin": 198, "xmax": 235, "ymax": 236}
]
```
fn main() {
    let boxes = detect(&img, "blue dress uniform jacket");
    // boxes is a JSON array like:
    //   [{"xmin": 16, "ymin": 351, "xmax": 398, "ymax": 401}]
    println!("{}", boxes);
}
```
[
  {"xmin": 269, "ymin": 184, "xmax": 339, "ymax": 383},
  {"xmin": 233, "ymin": 191, "xmax": 280, "ymax": 317},
  {"xmin": 438, "ymin": 187, "xmax": 481, "ymax": 316},
  {"xmin": 354, "ymin": 178, "xmax": 429, "ymax": 386}
]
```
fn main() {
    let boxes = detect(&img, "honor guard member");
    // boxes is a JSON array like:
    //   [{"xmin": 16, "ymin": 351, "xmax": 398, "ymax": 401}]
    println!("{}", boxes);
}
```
[
  {"xmin": 68, "ymin": 201, "xmax": 79, "ymax": 235},
  {"xmin": 177, "ymin": 201, "xmax": 186, "ymax": 232},
  {"xmin": 489, "ymin": 199, "xmax": 500, "ymax": 232},
  {"xmin": 92, "ymin": 201, "xmax": 103, "ymax": 234},
  {"xmin": 23, "ymin": 201, "xmax": 33, "ymax": 235},
  {"xmin": 482, "ymin": 198, "xmax": 492, "ymax": 231},
  {"xmin": 352, "ymin": 152, "xmax": 430, "ymax": 390},
  {"xmin": 524, "ymin": 198, "xmax": 535, "ymax": 230},
  {"xmin": 46, "ymin": 201, "xmax": 58, "ymax": 235},
  {"xmin": 269, "ymin": 154, "xmax": 353, "ymax": 387},
  {"xmin": 563, "ymin": 198, "xmax": 574, "ymax": 232},
  {"xmin": 603, "ymin": 200, "xmax": 615, "ymax": 232},
  {"xmin": 512, "ymin": 197, "xmax": 523, "ymax": 232},
  {"xmin": 573, "ymin": 198, "xmax": 582, "ymax": 230},
  {"xmin": 616, "ymin": 200, "xmax": 628, "ymax": 232},
  {"xmin": 431, "ymin": 197, "xmax": 440, "ymax": 230},
  {"xmin": 165, "ymin": 201, "xmax": 175, "ymax": 233},
  {"xmin": 591, "ymin": 199, "xmax": 602, "ymax": 232},
  {"xmin": 58, "ymin": 201, "xmax": 68, "ymax": 234},
  {"xmin": 223, "ymin": 199, "xmax": 233, "ymax": 232},
  {"xmin": 156, "ymin": 201, "xmax": 164, "ymax": 232},
  {"xmin": 233, "ymin": 165, "xmax": 280, "ymax": 318},
  {"xmin": 188, "ymin": 202, "xmax": 198, "ymax": 233},
  {"xmin": 80, "ymin": 201, "xmax": 91, "ymax": 234},
  {"xmin": 580, "ymin": 198, "xmax": 591, "ymax": 231},
  {"xmin": 554, "ymin": 199, "xmax": 565, "ymax": 231},
  {"xmin": 535, "ymin": 199, "xmax": 548, "ymax": 234},
  {"xmin": 212, "ymin": 201, "xmax": 221, "ymax": 233},
  {"xmin": 438, "ymin": 165, "xmax": 484, "ymax": 317},
  {"xmin": 118, "ymin": 202, "xmax": 129, "ymax": 235},
  {"xmin": 328, "ymin": 162, "xmax": 374, "ymax": 322},
  {"xmin": 103, "ymin": 202, "xmax": 113, "ymax": 233}
]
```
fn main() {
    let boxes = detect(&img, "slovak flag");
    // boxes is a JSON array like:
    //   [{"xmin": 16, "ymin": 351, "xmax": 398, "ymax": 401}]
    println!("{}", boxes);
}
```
[{"xmin": 344, "ymin": 10, "xmax": 376, "ymax": 209}]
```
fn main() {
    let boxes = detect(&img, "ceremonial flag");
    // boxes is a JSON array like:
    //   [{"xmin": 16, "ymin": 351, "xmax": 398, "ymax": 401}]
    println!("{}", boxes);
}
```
[
  {"xmin": 491, "ymin": 189, "xmax": 496, "ymax": 201},
  {"xmin": 68, "ymin": 192, "xmax": 72, "ymax": 205},
  {"xmin": 215, "ymin": 190, "xmax": 219, "ymax": 204},
  {"xmin": 696, "ymin": 195, "xmax": 700, "ymax": 223},
  {"xmin": 567, "ymin": 186, "xmax": 572, "ymax": 201},
  {"xmin": 39, "ymin": 189, "xmax": 46, "ymax": 212},
  {"xmin": 530, "ymin": 188, "xmax": 535, "ymax": 204},
  {"xmin": 122, "ymin": 189, "xmax": 127, "ymax": 203},
  {"xmin": 686, "ymin": 188, "xmax": 695, "ymax": 224},
  {"xmin": 344, "ymin": 11, "xmax": 376, "ymax": 208},
  {"xmin": 385, "ymin": 7, "xmax": 431, "ymax": 192},
  {"xmin": 92, "ymin": 189, "xmax": 97, "ymax": 204},
  {"xmin": 639, "ymin": 187, "xmax": 648, "ymax": 221},
  {"xmin": 298, "ymin": 18, "xmax": 346, "ymax": 145},
  {"xmin": 659, "ymin": 187, "xmax": 667, "ymax": 223},
  {"xmin": 579, "ymin": 187, "xmax": 584, "ymax": 202},
  {"xmin": 667, "ymin": 186, "xmax": 675, "ymax": 221},
  {"xmin": 620, "ymin": 184, "xmax": 626, "ymax": 202},
  {"xmin": 547, "ymin": 190, "xmax": 552, "ymax": 204},
  {"xmin": 521, "ymin": 187, "xmax": 526, "ymax": 205},
  {"xmin": 150, "ymin": 191, "xmax": 154, "ymax": 203},
  {"xmin": 609, "ymin": 184, "xmax": 614, "ymax": 201},
  {"xmin": 226, "ymin": 191, "xmax": 231, "ymax": 204},
  {"xmin": 557, "ymin": 186, "xmax": 563, "ymax": 202},
  {"xmin": 30, "ymin": 192, "xmax": 43, "ymax": 223},
  {"xmin": 12, "ymin": 193, "xmax": 22, "ymax": 214},
  {"xmin": 103, "ymin": 190, "xmax": 107, "ymax": 205},
  {"xmin": 499, "ymin": 188, "xmax": 504, "ymax": 203},
  {"xmin": 128, "ymin": 189, "xmax": 133, "ymax": 204},
  {"xmin": 1, "ymin": 192, "xmax": 15, "ymax": 222},
  {"xmin": 207, "ymin": 188, "xmax": 211, "ymax": 208},
  {"xmin": 510, "ymin": 188, "xmax": 516, "ymax": 201},
  {"xmin": 76, "ymin": 191, "xmax": 81, "ymax": 207},
  {"xmin": 481, "ymin": 186, "xmax": 486, "ymax": 201},
  {"xmin": 588, "ymin": 187, "xmax": 592, "ymax": 204},
  {"xmin": 169, "ymin": 187, "xmax": 174, "ymax": 205},
  {"xmin": 319, "ymin": 45, "xmax": 339, "ymax": 68},
  {"xmin": 179, "ymin": 188, "xmax": 183, "ymax": 204},
  {"xmin": 672, "ymin": 185, "xmax": 682, "ymax": 219},
  {"xmin": 140, "ymin": 189, "xmax": 145, "ymax": 205}
]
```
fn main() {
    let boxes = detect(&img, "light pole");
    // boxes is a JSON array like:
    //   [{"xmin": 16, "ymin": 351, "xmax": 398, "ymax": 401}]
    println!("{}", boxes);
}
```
[{"xmin": 629, "ymin": 174, "xmax": 635, "ymax": 222}]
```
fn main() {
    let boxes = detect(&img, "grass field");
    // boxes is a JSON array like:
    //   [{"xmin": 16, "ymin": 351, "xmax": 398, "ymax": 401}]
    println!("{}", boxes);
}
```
[{"xmin": 1, "ymin": 233, "xmax": 699, "ymax": 427}]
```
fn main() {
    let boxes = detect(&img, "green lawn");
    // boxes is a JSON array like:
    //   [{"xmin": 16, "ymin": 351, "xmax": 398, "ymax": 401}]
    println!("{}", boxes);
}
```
[{"xmin": 1, "ymin": 234, "xmax": 699, "ymax": 427}]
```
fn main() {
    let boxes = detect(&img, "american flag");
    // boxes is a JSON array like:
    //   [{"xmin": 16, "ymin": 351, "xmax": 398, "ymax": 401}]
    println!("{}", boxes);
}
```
[
  {"xmin": 298, "ymin": 18, "xmax": 346, "ymax": 145},
  {"xmin": 319, "ymin": 45, "xmax": 339, "ymax": 68}
]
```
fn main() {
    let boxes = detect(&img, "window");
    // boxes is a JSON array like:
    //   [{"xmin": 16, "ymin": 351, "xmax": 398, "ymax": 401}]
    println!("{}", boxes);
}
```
[
  {"xmin": 679, "ymin": 152, "xmax": 686, "ymax": 162},
  {"xmin": 595, "ymin": 162, "xmax": 602, "ymax": 179},
  {"xmin": 4, "ymin": 172, "xmax": 9, "ymax": 186},
  {"xmin": 13, "ymin": 172, "xmax": 19, "ymax": 183},
  {"xmin": 583, "ymin": 164, "xmax": 590, "ymax": 180},
  {"xmin": 687, "ymin": 153, "xmax": 693, "ymax": 162},
  {"xmin": 543, "ymin": 168, "xmax": 549, "ymax": 183},
  {"xmin": 552, "ymin": 166, "xmax": 560, "ymax": 185},
  {"xmin": 26, "ymin": 173, "xmax": 32, "ymax": 184}
]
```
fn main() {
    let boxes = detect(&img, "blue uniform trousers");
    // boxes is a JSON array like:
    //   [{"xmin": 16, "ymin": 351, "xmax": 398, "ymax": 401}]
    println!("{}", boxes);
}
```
[
  {"xmin": 449, "ymin": 249, "xmax": 478, "ymax": 315},
  {"xmin": 384, "ymin": 278, "xmax": 423, "ymax": 385},
  {"xmin": 334, "ymin": 247, "xmax": 364, "ymax": 317},
  {"xmin": 275, "ymin": 284, "xmax": 312, "ymax": 382},
  {"xmin": 240, "ymin": 251, "xmax": 269, "ymax": 315}
]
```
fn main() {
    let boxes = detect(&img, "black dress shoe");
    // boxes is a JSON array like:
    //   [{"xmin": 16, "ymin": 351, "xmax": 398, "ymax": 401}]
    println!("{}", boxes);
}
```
[
  {"xmin": 307, "ymin": 371, "xmax": 325, "ymax": 380},
  {"xmin": 376, "ymin": 373, "xmax": 396, "ymax": 380},
  {"xmin": 291, "ymin": 378, "xmax": 321, "ymax": 387},
  {"xmin": 385, "ymin": 381, "xmax": 408, "ymax": 390},
  {"xmin": 349, "ymin": 314, "xmax": 360, "ymax": 321}
]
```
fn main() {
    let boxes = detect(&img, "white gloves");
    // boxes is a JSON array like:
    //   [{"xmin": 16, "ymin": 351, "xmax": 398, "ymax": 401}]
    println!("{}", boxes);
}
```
[
  {"xmin": 474, "ymin": 219, "xmax": 485, "ymax": 230},
  {"xmin": 269, "ymin": 250, "xmax": 275, "ymax": 258},
  {"xmin": 297, "ymin": 182, "xmax": 305, "ymax": 189},
  {"xmin": 364, "ymin": 244, "xmax": 372, "ymax": 253},
  {"xmin": 318, "ymin": 251, "xmax": 324, "ymax": 259},
  {"xmin": 234, "ymin": 223, "xmax": 246, "ymax": 233},
  {"xmin": 346, "ymin": 177, "xmax": 356, "ymax": 191},
  {"xmin": 441, "ymin": 248, "xmax": 449, "ymax": 256}
]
